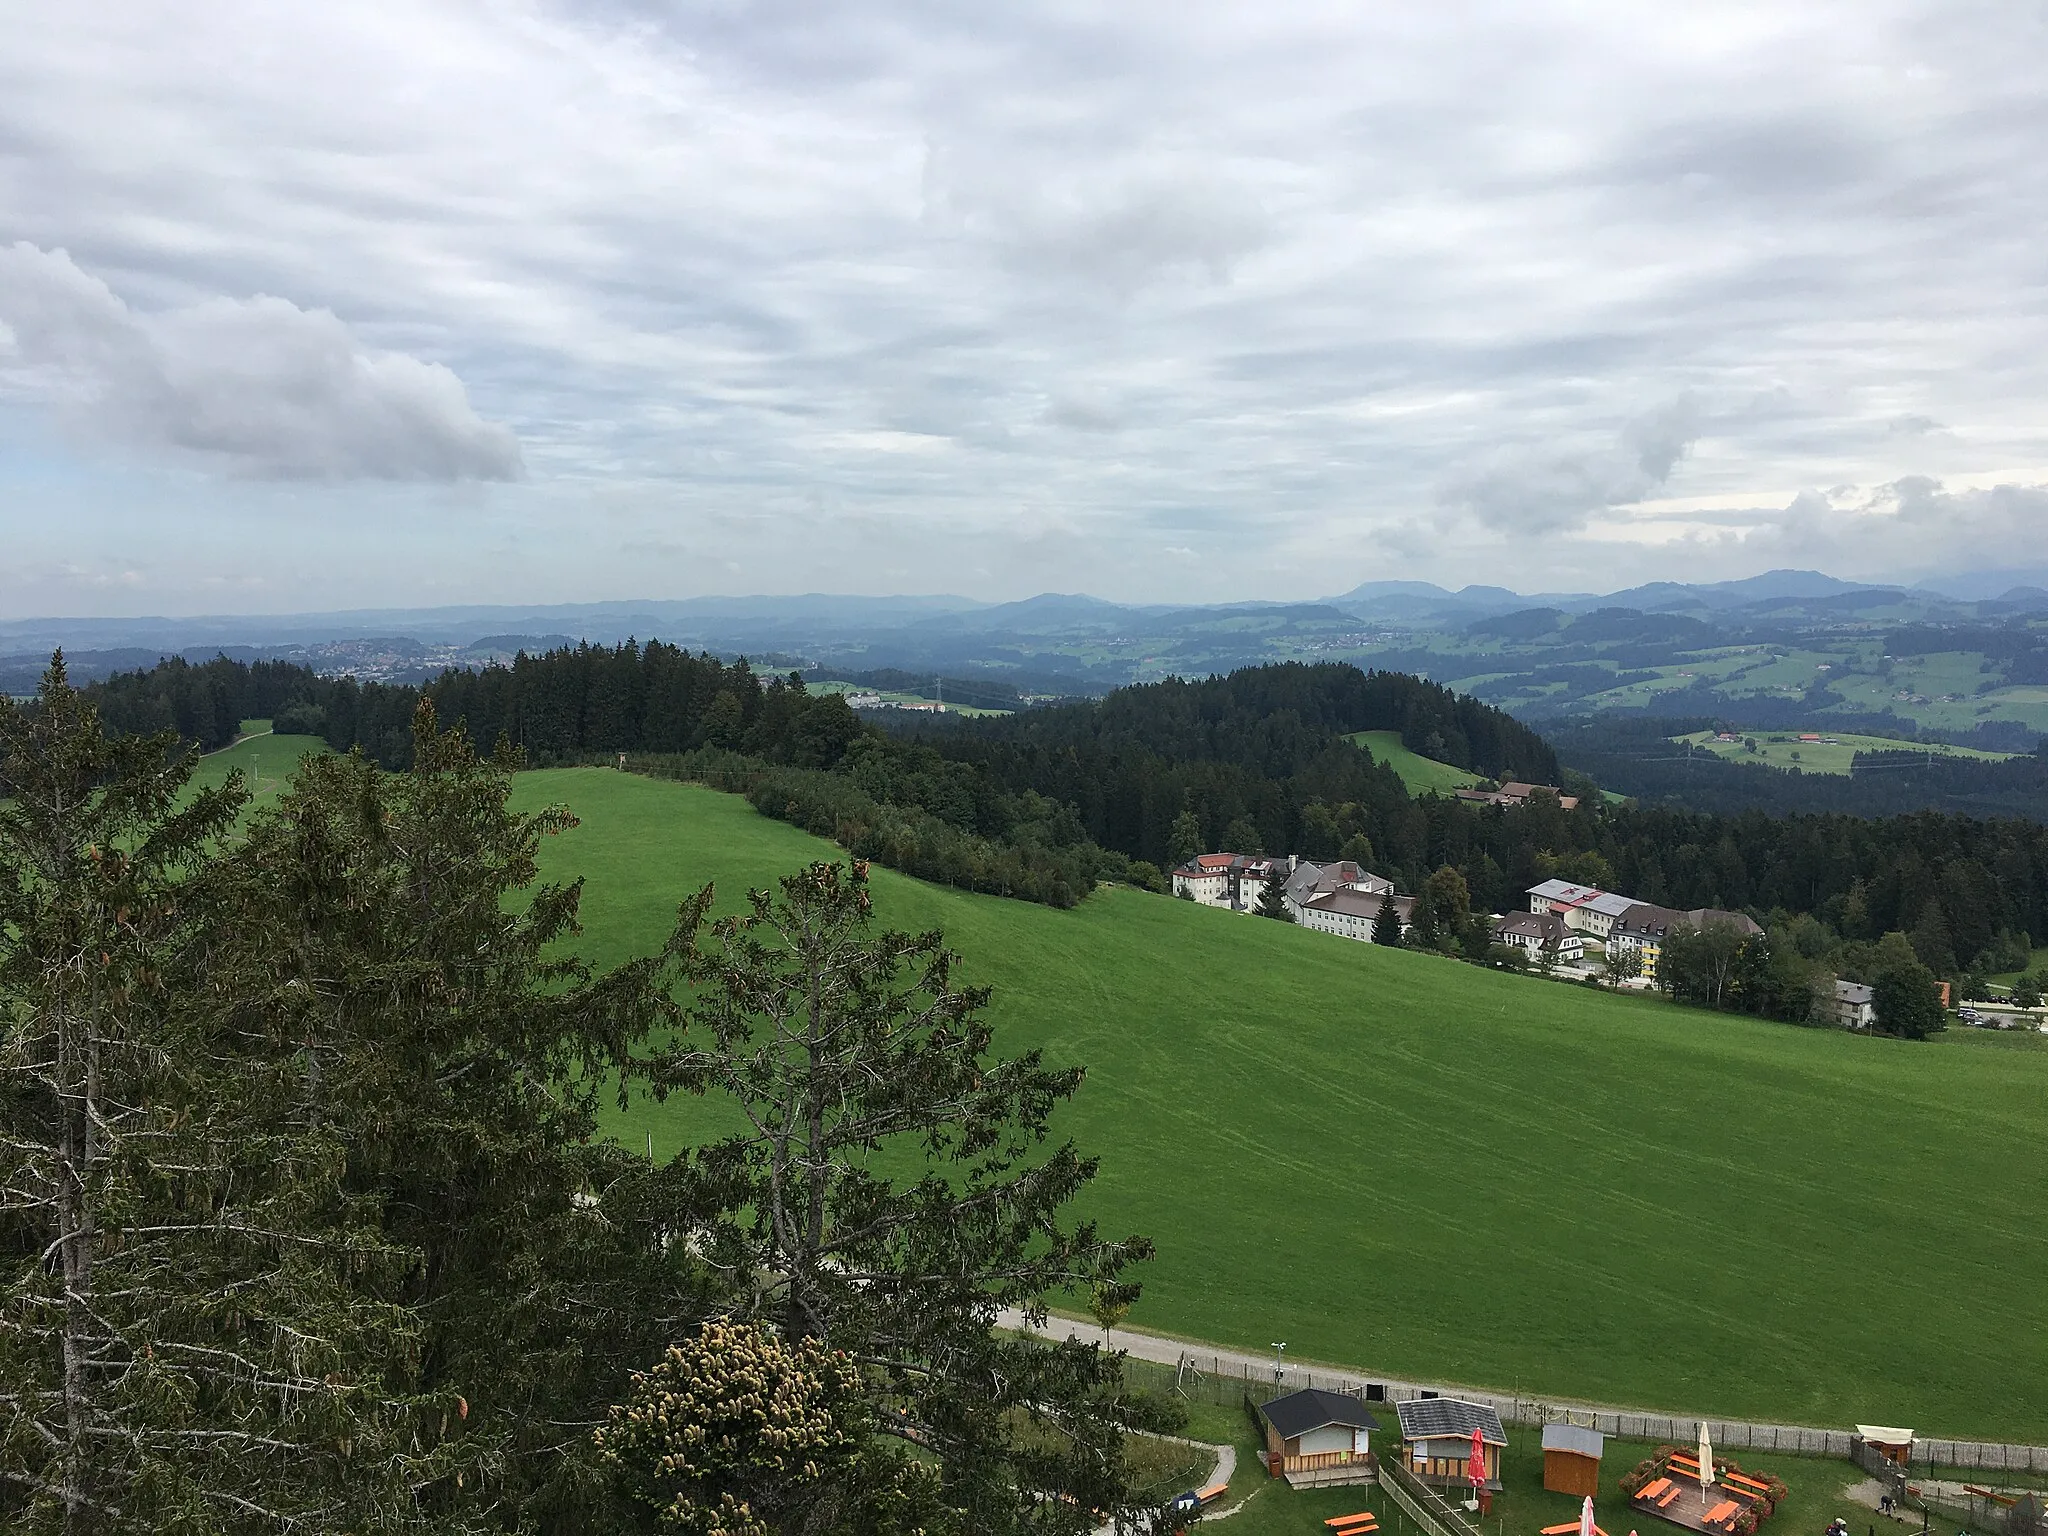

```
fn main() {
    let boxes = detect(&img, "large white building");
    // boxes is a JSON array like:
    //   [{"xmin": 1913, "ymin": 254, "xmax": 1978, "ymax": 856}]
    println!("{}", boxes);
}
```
[
  {"xmin": 1525, "ymin": 879, "xmax": 1640, "ymax": 938},
  {"xmin": 1170, "ymin": 852, "xmax": 1287, "ymax": 912},
  {"xmin": 1281, "ymin": 858, "xmax": 1393, "ymax": 920},
  {"xmin": 1297, "ymin": 887, "xmax": 1413, "ymax": 943}
]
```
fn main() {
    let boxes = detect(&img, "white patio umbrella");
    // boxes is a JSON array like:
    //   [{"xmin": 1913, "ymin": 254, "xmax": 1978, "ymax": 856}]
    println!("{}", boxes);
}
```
[
  {"xmin": 1697, "ymin": 1421, "xmax": 1715, "ymax": 1488},
  {"xmin": 1579, "ymin": 1495, "xmax": 1597, "ymax": 1536}
]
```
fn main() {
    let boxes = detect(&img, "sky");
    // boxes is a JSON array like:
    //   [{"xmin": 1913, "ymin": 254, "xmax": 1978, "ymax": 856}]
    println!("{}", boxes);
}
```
[{"xmin": 4, "ymin": 0, "xmax": 2048, "ymax": 617}]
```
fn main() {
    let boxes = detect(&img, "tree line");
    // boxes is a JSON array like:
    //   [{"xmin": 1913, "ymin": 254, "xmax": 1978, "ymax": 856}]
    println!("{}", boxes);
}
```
[
  {"xmin": 3, "ymin": 661, "xmax": 1167, "ymax": 1535},
  {"xmin": 75, "ymin": 649, "xmax": 2048, "ymax": 992}
]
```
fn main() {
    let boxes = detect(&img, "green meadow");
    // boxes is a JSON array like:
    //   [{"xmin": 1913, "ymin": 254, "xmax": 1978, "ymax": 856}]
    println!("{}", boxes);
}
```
[
  {"xmin": 1672, "ymin": 730, "xmax": 2014, "ymax": 777},
  {"xmin": 186, "ymin": 722, "xmax": 331, "ymax": 809},
  {"xmin": 1346, "ymin": 730, "xmax": 1484, "ymax": 795},
  {"xmin": 509, "ymin": 768, "xmax": 2048, "ymax": 1445}
]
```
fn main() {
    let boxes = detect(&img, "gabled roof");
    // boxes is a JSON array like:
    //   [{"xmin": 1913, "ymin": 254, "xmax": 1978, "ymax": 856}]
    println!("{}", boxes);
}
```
[
  {"xmin": 1261, "ymin": 1387, "xmax": 1380, "ymax": 1441},
  {"xmin": 1835, "ymin": 980, "xmax": 1874, "ymax": 1005},
  {"xmin": 1542, "ymin": 1424, "xmax": 1605, "ymax": 1457},
  {"xmin": 1304, "ymin": 889, "xmax": 1412, "ymax": 920},
  {"xmin": 1495, "ymin": 911, "xmax": 1573, "ymax": 941},
  {"xmin": 1611, "ymin": 902, "xmax": 1681, "ymax": 937},
  {"xmin": 1395, "ymin": 1397, "xmax": 1508, "ymax": 1445}
]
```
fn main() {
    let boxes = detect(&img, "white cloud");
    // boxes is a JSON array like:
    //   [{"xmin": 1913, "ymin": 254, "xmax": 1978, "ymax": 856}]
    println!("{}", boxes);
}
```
[{"xmin": 0, "ymin": 243, "xmax": 521, "ymax": 482}]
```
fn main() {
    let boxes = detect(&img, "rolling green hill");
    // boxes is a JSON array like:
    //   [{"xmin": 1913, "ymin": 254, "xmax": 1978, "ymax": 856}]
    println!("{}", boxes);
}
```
[
  {"xmin": 510, "ymin": 767, "xmax": 2048, "ymax": 1443},
  {"xmin": 1345, "ymin": 729, "xmax": 1483, "ymax": 794}
]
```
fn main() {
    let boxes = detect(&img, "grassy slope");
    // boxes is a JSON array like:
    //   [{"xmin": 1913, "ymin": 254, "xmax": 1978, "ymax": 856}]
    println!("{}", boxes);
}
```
[
  {"xmin": 512, "ymin": 769, "xmax": 2048, "ymax": 1444},
  {"xmin": 1347, "ymin": 730, "xmax": 1484, "ymax": 794},
  {"xmin": 186, "ymin": 729, "xmax": 331, "ymax": 808}
]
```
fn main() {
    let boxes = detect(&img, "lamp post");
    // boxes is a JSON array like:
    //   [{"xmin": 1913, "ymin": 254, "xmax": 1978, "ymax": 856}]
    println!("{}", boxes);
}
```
[{"xmin": 1271, "ymin": 1342, "xmax": 1287, "ymax": 1386}]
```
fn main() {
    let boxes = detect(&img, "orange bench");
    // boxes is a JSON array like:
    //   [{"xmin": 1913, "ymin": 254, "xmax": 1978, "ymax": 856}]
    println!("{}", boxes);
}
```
[
  {"xmin": 1657, "ymin": 1487, "xmax": 1683, "ymax": 1508},
  {"xmin": 1543, "ymin": 1524, "xmax": 1581, "ymax": 1533},
  {"xmin": 1326, "ymin": 1516, "xmax": 1379, "ymax": 1533},
  {"xmin": 1198, "ymin": 1483, "xmax": 1229, "ymax": 1504}
]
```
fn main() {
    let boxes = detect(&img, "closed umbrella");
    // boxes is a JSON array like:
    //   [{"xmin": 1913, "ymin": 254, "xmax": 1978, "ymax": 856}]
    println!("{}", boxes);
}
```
[
  {"xmin": 1579, "ymin": 1496, "xmax": 1597, "ymax": 1536},
  {"xmin": 1470, "ymin": 1425, "xmax": 1488, "ymax": 1490},
  {"xmin": 1697, "ymin": 1421, "xmax": 1715, "ymax": 1489}
]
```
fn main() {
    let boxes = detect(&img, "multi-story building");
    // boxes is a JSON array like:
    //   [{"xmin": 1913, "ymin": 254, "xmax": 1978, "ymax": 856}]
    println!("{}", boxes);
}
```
[
  {"xmin": 1170, "ymin": 852, "xmax": 1287, "ymax": 912},
  {"xmin": 1281, "ymin": 858, "xmax": 1393, "ymax": 920}
]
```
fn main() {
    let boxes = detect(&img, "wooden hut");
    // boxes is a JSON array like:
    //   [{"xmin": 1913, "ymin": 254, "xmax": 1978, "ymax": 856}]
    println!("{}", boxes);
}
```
[
  {"xmin": 1855, "ymin": 1427, "xmax": 1914, "ymax": 1468},
  {"xmin": 1394, "ymin": 1397, "xmax": 1508, "ymax": 1491},
  {"xmin": 1258, "ymin": 1388, "xmax": 1379, "ymax": 1486},
  {"xmin": 1543, "ymin": 1423, "xmax": 1605, "ymax": 1496}
]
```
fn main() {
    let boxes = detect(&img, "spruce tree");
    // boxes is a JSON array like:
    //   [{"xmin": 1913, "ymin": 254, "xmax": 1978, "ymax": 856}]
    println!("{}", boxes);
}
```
[
  {"xmin": 1255, "ymin": 876, "xmax": 1294, "ymax": 921},
  {"xmin": 216, "ymin": 701, "xmax": 705, "ymax": 1531},
  {"xmin": 1372, "ymin": 891, "xmax": 1402, "ymax": 945},
  {"xmin": 642, "ymin": 860, "xmax": 1162, "ymax": 1532},
  {"xmin": 0, "ymin": 659, "xmax": 429, "ymax": 1533}
]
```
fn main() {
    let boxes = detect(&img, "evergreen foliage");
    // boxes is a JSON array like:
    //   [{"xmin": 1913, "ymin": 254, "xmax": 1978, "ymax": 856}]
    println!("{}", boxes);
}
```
[
  {"xmin": 641, "ymin": 860, "xmax": 1164, "ymax": 1532},
  {"xmin": 3, "ymin": 661, "xmax": 1166, "ymax": 1534},
  {"xmin": 1, "ymin": 661, "xmax": 429, "ymax": 1533},
  {"xmin": 597, "ymin": 1321, "xmax": 950, "ymax": 1535}
]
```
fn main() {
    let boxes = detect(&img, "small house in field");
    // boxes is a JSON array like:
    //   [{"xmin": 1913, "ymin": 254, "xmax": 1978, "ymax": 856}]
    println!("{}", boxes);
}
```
[
  {"xmin": 1258, "ymin": 1388, "xmax": 1379, "ymax": 1477},
  {"xmin": 1542, "ymin": 1423, "xmax": 1605, "ymax": 1496},
  {"xmin": 1395, "ymin": 1397, "xmax": 1507, "ymax": 1491}
]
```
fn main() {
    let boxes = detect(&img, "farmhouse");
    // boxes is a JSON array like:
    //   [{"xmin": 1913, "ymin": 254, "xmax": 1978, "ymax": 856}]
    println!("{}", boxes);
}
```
[
  {"xmin": 1455, "ymin": 782, "xmax": 1582, "ymax": 811},
  {"xmin": 1542, "ymin": 1423, "xmax": 1605, "ymax": 1496},
  {"xmin": 1494, "ymin": 910, "xmax": 1583, "ymax": 962},
  {"xmin": 1298, "ymin": 887, "xmax": 1413, "ymax": 942},
  {"xmin": 1834, "ymin": 980, "xmax": 1876, "ymax": 1030},
  {"xmin": 1259, "ymin": 1388, "xmax": 1379, "ymax": 1477},
  {"xmin": 1395, "ymin": 1397, "xmax": 1507, "ymax": 1491}
]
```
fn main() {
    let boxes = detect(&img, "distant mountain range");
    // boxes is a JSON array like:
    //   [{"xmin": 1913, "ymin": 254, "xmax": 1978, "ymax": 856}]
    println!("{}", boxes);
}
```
[
  {"xmin": 10, "ymin": 568, "xmax": 2048, "ymax": 661},
  {"xmin": 8, "ymin": 569, "xmax": 2048, "ymax": 717}
]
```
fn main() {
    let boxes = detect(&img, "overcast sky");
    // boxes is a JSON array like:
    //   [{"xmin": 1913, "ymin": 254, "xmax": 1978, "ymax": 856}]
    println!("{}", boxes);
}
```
[{"xmin": 4, "ymin": 0, "xmax": 2048, "ymax": 615}]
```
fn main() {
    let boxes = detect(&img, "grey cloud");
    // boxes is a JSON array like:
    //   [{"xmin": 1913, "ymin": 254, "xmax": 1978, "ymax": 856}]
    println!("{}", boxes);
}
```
[
  {"xmin": 925, "ymin": 147, "xmax": 1268, "ymax": 291},
  {"xmin": 1438, "ymin": 402, "xmax": 1701, "ymax": 533},
  {"xmin": 0, "ymin": 243, "xmax": 521, "ymax": 482}
]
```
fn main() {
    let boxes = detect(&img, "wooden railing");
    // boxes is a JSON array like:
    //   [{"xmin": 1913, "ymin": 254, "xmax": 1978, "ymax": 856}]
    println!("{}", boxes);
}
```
[{"xmin": 1284, "ymin": 1451, "xmax": 1375, "ymax": 1474}]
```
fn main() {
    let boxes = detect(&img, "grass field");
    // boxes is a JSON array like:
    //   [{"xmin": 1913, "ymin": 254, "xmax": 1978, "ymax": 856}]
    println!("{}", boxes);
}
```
[
  {"xmin": 185, "ymin": 723, "xmax": 332, "ymax": 808},
  {"xmin": 1672, "ymin": 730, "xmax": 2013, "ymax": 777},
  {"xmin": 1347, "ymin": 731, "xmax": 1484, "ymax": 795},
  {"xmin": 509, "ymin": 768, "xmax": 2048, "ymax": 1444}
]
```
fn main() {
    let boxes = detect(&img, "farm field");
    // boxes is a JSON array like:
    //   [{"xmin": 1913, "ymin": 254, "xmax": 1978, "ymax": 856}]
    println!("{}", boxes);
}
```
[
  {"xmin": 1346, "ymin": 730, "xmax": 1483, "ymax": 794},
  {"xmin": 1671, "ymin": 730, "xmax": 2014, "ymax": 777},
  {"xmin": 509, "ymin": 768, "xmax": 2048, "ymax": 1444}
]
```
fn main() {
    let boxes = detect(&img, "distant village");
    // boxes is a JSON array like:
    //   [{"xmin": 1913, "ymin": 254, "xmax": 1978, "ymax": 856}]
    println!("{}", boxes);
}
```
[{"xmin": 1164, "ymin": 782, "xmax": 1896, "ymax": 1030}]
